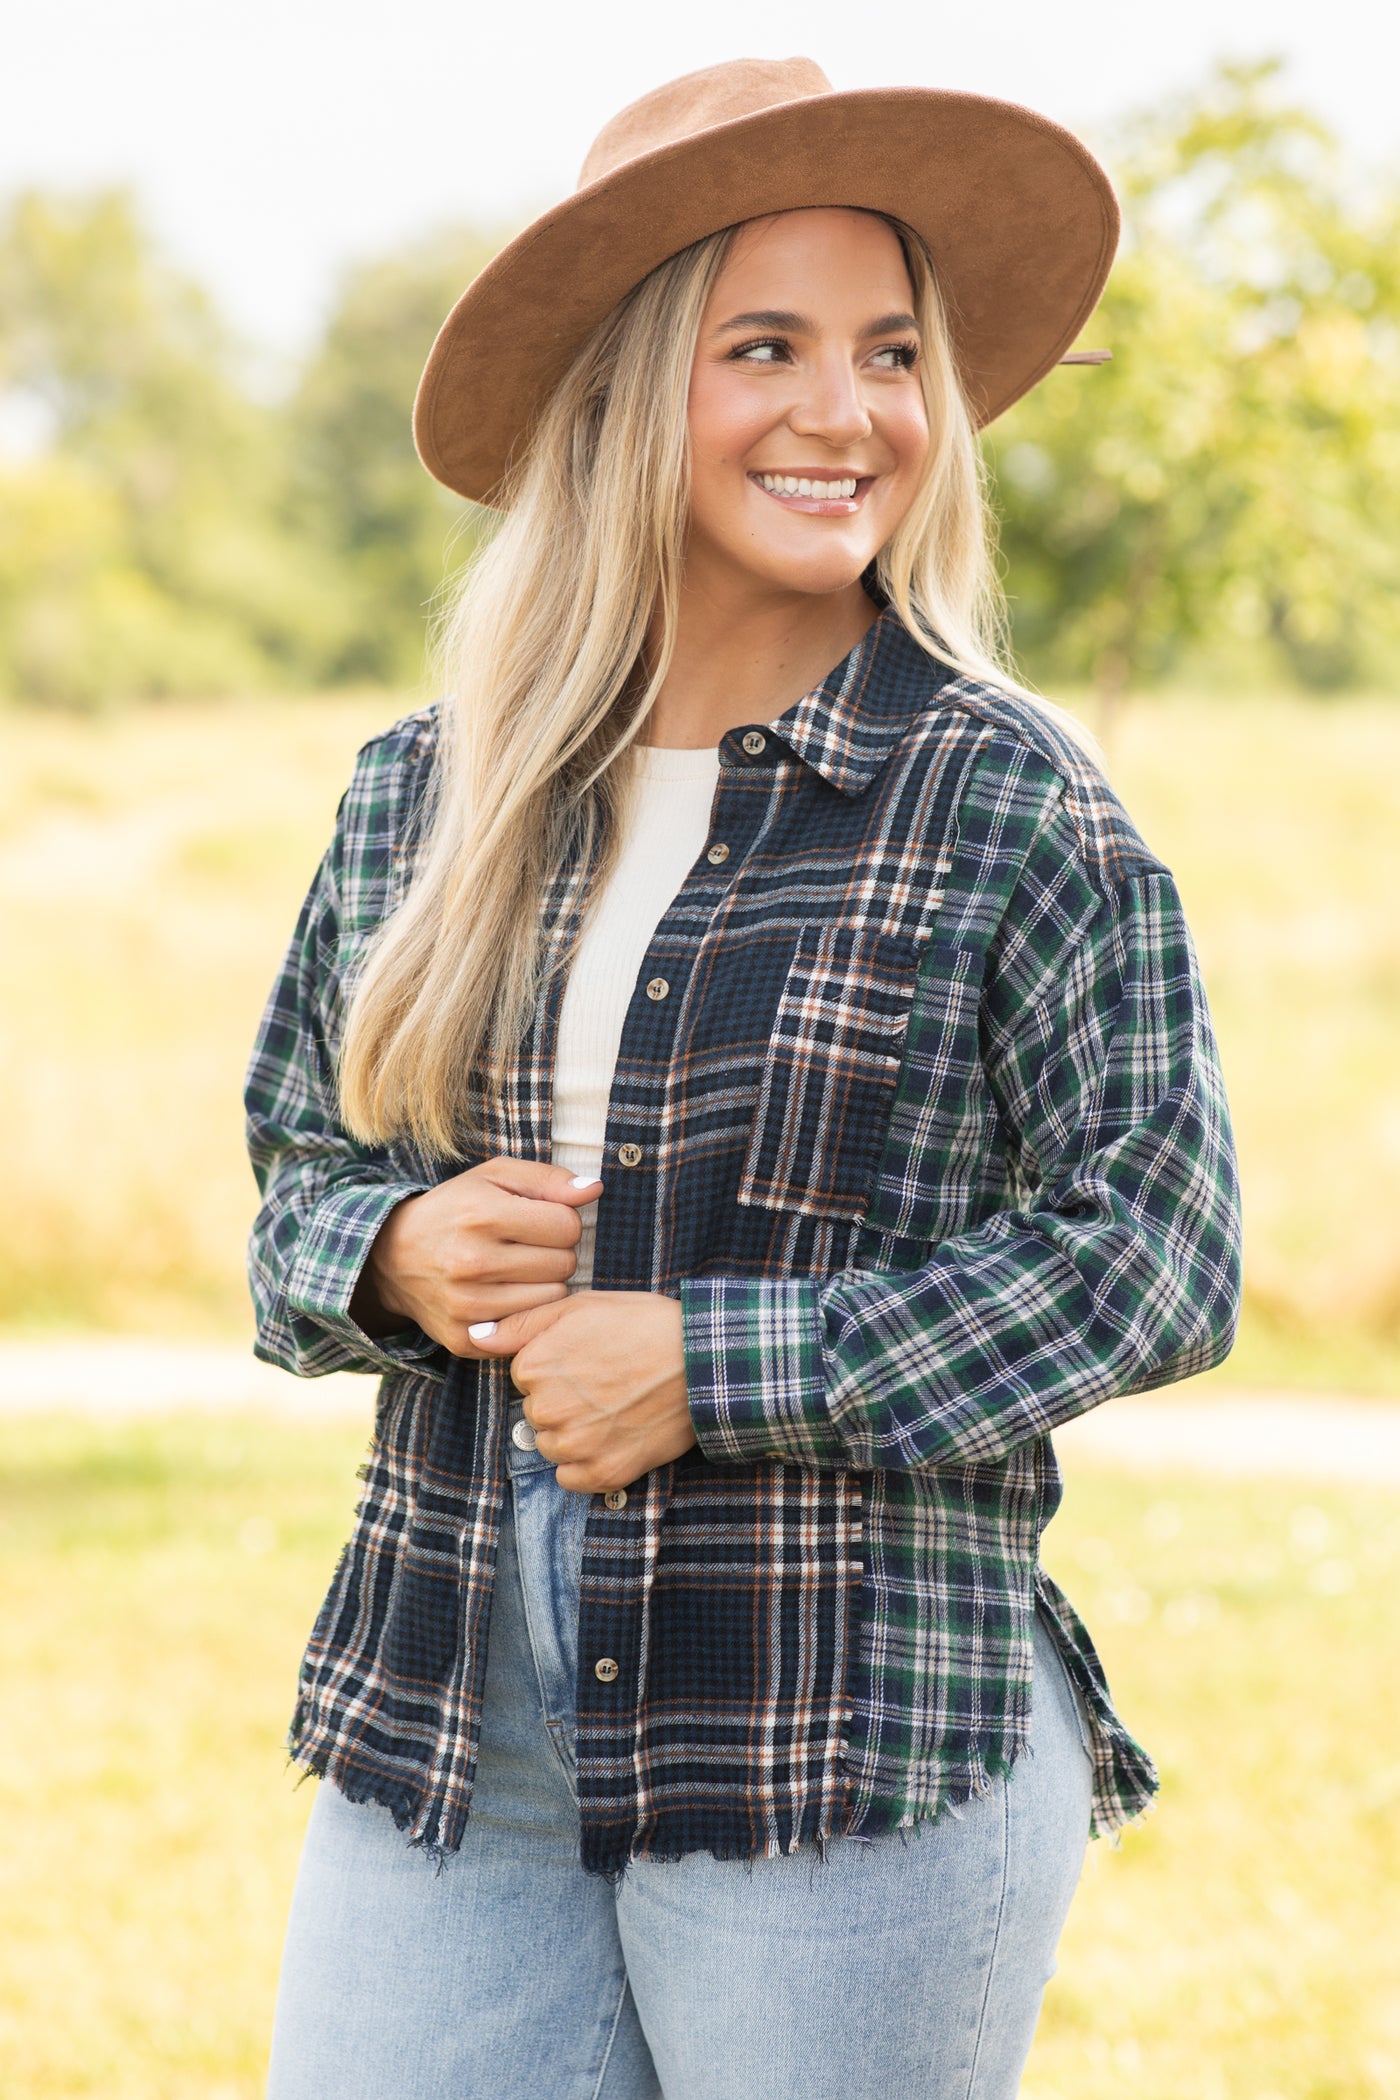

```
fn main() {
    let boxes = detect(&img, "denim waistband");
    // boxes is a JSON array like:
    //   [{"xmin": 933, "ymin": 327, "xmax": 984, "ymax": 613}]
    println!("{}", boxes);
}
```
[{"xmin": 505, "ymin": 1400, "xmax": 556, "ymax": 1478}]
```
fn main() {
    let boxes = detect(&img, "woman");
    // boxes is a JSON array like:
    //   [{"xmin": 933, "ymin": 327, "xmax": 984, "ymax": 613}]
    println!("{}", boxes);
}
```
[{"xmin": 248, "ymin": 57, "xmax": 1241, "ymax": 2100}]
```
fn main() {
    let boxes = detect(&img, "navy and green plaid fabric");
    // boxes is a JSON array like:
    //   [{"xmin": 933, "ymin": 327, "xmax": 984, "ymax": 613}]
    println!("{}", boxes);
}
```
[{"xmin": 245, "ymin": 608, "xmax": 1241, "ymax": 1876}]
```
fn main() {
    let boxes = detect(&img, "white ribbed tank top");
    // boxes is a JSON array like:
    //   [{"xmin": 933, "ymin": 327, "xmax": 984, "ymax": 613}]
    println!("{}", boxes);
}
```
[{"xmin": 552, "ymin": 742, "xmax": 721, "ymax": 1290}]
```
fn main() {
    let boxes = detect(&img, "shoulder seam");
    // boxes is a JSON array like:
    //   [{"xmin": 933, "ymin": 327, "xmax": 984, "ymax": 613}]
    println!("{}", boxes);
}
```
[
  {"xmin": 352, "ymin": 701, "xmax": 441, "ymax": 768},
  {"xmin": 327, "ymin": 703, "xmax": 442, "ymax": 924},
  {"xmin": 929, "ymin": 678, "xmax": 1167, "ymax": 886}
]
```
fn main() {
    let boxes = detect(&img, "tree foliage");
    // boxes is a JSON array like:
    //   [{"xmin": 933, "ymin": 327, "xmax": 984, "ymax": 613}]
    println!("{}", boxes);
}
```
[
  {"xmin": 987, "ymin": 61, "xmax": 1400, "ymax": 698},
  {"xmin": 0, "ymin": 191, "xmax": 348, "ymax": 704},
  {"xmin": 1, "ymin": 64, "xmax": 1398, "ymax": 707},
  {"xmin": 285, "ymin": 226, "xmax": 501, "ymax": 684}
]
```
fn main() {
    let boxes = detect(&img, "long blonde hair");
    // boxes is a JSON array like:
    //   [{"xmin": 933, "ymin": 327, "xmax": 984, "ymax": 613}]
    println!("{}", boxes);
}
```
[{"xmin": 340, "ymin": 213, "xmax": 1042, "ymax": 1158}]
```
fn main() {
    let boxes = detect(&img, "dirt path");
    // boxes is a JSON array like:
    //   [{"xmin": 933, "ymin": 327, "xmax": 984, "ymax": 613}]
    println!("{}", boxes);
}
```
[{"xmin": 2, "ymin": 1337, "xmax": 1398, "ymax": 1485}]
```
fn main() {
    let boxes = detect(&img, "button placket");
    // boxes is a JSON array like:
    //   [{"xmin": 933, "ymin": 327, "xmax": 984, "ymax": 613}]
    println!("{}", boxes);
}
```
[
  {"xmin": 571, "ymin": 754, "xmax": 778, "ymax": 1811},
  {"xmin": 591, "ymin": 756, "xmax": 768, "ymax": 1299}
]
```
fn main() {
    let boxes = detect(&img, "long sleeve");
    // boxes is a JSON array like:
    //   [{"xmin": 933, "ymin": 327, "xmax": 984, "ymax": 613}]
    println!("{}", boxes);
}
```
[
  {"xmin": 258, "ymin": 632, "xmax": 1177, "ymax": 1869},
  {"xmin": 681, "ymin": 807, "xmax": 1242, "ymax": 1472},
  {"xmin": 244, "ymin": 723, "xmax": 445, "ymax": 1380}
]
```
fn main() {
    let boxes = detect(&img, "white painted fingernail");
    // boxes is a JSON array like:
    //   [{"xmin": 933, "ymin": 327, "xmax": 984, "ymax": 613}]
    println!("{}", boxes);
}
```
[
  {"xmin": 569, "ymin": 1175, "xmax": 603, "ymax": 1189},
  {"xmin": 468, "ymin": 1321, "xmax": 497, "ymax": 1340}
]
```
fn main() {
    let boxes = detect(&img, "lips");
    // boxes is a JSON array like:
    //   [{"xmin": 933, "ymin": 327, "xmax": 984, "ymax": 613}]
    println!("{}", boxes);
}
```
[{"xmin": 749, "ymin": 471, "xmax": 871, "ymax": 515}]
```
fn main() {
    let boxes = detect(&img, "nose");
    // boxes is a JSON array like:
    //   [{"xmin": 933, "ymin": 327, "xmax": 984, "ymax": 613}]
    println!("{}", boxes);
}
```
[{"xmin": 786, "ymin": 348, "xmax": 872, "ymax": 449}]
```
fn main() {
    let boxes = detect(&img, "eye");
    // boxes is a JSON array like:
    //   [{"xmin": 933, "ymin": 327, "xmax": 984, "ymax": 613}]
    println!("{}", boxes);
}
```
[
  {"xmin": 728, "ymin": 336, "xmax": 791, "ymax": 365},
  {"xmin": 871, "ymin": 341, "xmax": 920, "ymax": 372}
]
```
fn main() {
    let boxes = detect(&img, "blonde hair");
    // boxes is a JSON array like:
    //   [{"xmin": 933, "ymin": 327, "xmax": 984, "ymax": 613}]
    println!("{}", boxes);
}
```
[{"xmin": 340, "ymin": 212, "xmax": 1057, "ymax": 1158}]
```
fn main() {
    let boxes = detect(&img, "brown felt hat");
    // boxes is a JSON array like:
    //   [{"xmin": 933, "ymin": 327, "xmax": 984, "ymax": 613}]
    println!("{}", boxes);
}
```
[{"xmin": 413, "ymin": 57, "xmax": 1119, "ymax": 505}]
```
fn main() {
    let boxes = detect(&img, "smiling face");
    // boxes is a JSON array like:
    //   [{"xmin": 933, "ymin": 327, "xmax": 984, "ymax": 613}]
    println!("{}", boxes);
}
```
[{"xmin": 685, "ymin": 209, "xmax": 931, "ymax": 603}]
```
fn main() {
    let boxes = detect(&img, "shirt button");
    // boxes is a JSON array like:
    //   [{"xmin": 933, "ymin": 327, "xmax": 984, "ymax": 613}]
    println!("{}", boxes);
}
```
[
  {"xmin": 646, "ymin": 977, "xmax": 669, "ymax": 1001},
  {"xmin": 603, "ymin": 1488, "xmax": 628, "ymax": 1510},
  {"xmin": 617, "ymin": 1142, "xmax": 643, "ymax": 1167},
  {"xmin": 706, "ymin": 842, "xmax": 730, "ymax": 865},
  {"xmin": 594, "ymin": 1656, "xmax": 620, "ymax": 1683},
  {"xmin": 510, "ymin": 1418, "xmax": 537, "ymax": 1451},
  {"xmin": 741, "ymin": 730, "xmax": 767, "ymax": 756}
]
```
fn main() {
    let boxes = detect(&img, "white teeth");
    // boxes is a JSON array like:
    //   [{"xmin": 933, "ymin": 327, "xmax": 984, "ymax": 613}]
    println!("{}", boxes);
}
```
[{"xmin": 755, "ymin": 473, "xmax": 861, "ymax": 500}]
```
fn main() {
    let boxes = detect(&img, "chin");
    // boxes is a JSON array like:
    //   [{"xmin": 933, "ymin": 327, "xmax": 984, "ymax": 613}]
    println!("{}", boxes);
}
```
[{"xmin": 748, "ymin": 544, "xmax": 879, "ymax": 597}]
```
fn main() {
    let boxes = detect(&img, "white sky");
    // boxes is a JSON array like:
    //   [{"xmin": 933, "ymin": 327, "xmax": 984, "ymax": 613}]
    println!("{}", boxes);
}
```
[{"xmin": 5, "ymin": 0, "xmax": 1397, "ymax": 356}]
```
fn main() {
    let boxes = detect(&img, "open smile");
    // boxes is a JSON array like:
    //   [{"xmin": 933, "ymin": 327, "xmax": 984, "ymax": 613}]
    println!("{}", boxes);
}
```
[{"xmin": 748, "ymin": 471, "xmax": 873, "ymax": 516}]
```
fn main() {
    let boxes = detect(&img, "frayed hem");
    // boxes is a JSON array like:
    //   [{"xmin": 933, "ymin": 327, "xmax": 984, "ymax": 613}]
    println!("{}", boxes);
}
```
[
  {"xmin": 285, "ymin": 1736, "xmax": 467, "ymax": 1872},
  {"xmin": 589, "ymin": 1748, "xmax": 1026, "ymax": 1882},
  {"xmin": 842, "ymin": 1742, "xmax": 1021, "ymax": 1851},
  {"xmin": 1090, "ymin": 1788, "xmax": 1158, "ymax": 1847}
]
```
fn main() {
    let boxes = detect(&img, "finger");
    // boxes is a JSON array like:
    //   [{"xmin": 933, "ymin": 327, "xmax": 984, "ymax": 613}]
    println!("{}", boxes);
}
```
[
  {"xmin": 454, "ymin": 1243, "xmax": 578, "ymax": 1286},
  {"xmin": 469, "ymin": 1178, "xmax": 603, "ymax": 1253},
  {"xmin": 489, "ymin": 1189, "xmax": 593, "ymax": 1251},
  {"xmin": 554, "ymin": 1460, "xmax": 631, "ymax": 1496},
  {"xmin": 466, "ymin": 1297, "xmax": 574, "ymax": 1356},
  {"xmin": 463, "ymin": 1281, "xmax": 572, "ymax": 1320},
  {"xmin": 444, "ymin": 1285, "xmax": 568, "ymax": 1358},
  {"xmin": 480, "ymin": 1157, "xmax": 605, "ymax": 1210}
]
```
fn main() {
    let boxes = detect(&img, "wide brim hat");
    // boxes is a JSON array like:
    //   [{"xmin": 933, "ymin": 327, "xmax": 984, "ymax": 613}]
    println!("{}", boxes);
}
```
[{"xmin": 414, "ymin": 57, "xmax": 1119, "ymax": 505}]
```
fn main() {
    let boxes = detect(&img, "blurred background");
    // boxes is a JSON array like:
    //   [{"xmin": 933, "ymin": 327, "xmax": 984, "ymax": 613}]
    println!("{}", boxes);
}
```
[{"xmin": 1, "ymin": 4, "xmax": 1398, "ymax": 2095}]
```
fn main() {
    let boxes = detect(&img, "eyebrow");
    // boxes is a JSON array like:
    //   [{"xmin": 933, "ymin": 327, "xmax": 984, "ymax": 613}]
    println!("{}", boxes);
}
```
[{"xmin": 715, "ymin": 308, "xmax": 919, "ymax": 336}]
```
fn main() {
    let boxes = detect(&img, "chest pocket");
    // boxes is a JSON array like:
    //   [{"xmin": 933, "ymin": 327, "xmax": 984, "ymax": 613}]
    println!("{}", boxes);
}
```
[{"xmin": 737, "ymin": 925, "xmax": 921, "ymax": 1222}]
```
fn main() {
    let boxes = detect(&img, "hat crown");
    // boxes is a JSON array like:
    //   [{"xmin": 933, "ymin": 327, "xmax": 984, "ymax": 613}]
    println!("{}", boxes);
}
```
[{"xmin": 578, "ymin": 56, "xmax": 832, "ymax": 190}]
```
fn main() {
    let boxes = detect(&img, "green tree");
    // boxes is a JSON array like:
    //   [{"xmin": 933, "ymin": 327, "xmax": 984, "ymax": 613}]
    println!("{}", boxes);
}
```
[
  {"xmin": 7, "ymin": 73, "xmax": 1398, "ymax": 715},
  {"xmin": 286, "ymin": 225, "xmax": 506, "ymax": 685},
  {"xmin": 987, "ymin": 62, "xmax": 1400, "ymax": 708},
  {"xmin": 0, "ymin": 189, "xmax": 347, "ymax": 706}
]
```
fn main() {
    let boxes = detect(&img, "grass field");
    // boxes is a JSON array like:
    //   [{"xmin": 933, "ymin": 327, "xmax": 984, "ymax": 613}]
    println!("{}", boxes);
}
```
[
  {"xmin": 2, "ymin": 686, "xmax": 1399, "ymax": 1387},
  {"xmin": 0, "ymin": 1411, "xmax": 1395, "ymax": 2098}
]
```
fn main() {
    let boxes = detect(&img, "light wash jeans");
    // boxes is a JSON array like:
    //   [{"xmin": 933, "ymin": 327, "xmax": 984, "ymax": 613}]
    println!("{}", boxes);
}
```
[{"xmin": 267, "ymin": 1416, "xmax": 1093, "ymax": 2100}]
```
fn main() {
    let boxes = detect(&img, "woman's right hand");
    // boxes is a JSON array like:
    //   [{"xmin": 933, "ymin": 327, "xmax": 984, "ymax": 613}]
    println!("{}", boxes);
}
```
[{"xmin": 349, "ymin": 1157, "xmax": 602, "ymax": 1357}]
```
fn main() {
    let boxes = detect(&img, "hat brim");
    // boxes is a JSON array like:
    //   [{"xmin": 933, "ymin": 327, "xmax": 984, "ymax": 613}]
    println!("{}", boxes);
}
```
[{"xmin": 413, "ymin": 85, "xmax": 1118, "ymax": 505}]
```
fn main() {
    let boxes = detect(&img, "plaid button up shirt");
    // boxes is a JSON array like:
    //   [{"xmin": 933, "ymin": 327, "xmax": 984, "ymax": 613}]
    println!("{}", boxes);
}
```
[{"xmin": 245, "ymin": 609, "xmax": 1241, "ymax": 1877}]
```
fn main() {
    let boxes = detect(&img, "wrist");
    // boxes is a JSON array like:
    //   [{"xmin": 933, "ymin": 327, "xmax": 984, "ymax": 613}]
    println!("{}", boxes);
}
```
[{"xmin": 352, "ymin": 1199, "xmax": 418, "ymax": 1336}]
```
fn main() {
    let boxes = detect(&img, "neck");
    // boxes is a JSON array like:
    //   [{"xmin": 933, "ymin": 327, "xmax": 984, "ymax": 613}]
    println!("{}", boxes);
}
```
[{"xmin": 640, "ymin": 563, "xmax": 879, "ymax": 749}]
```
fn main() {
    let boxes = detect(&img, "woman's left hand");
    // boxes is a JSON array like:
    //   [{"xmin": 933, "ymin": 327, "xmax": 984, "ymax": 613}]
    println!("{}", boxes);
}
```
[{"xmin": 466, "ymin": 1292, "xmax": 696, "ymax": 1493}]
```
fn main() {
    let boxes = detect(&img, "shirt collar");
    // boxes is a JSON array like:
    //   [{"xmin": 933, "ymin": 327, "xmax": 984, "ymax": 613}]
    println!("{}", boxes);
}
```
[{"xmin": 763, "ymin": 606, "xmax": 955, "ymax": 797}]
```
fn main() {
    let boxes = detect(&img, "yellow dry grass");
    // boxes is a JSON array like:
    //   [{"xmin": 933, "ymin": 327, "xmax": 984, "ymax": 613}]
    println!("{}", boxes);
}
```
[
  {"xmin": 1109, "ymin": 695, "xmax": 1400, "ymax": 1392},
  {"xmin": 1, "ymin": 686, "xmax": 1398, "ymax": 1386},
  {"xmin": 0, "ymin": 1413, "xmax": 1395, "ymax": 2097},
  {"xmin": 0, "ymin": 693, "xmax": 390, "ymax": 1334}
]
